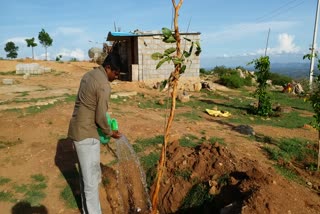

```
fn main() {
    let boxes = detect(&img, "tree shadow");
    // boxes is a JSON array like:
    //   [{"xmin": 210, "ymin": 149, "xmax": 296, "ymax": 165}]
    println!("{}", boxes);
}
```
[
  {"xmin": 54, "ymin": 137, "xmax": 82, "ymax": 211},
  {"xmin": 199, "ymin": 98, "xmax": 251, "ymax": 112},
  {"xmin": 11, "ymin": 201, "xmax": 48, "ymax": 214}
]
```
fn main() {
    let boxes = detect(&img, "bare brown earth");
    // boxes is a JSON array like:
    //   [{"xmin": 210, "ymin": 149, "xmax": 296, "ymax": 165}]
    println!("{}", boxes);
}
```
[{"xmin": 0, "ymin": 59, "xmax": 319, "ymax": 214}]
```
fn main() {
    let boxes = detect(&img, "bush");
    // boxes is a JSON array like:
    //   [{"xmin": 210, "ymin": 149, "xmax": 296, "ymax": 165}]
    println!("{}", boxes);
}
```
[
  {"xmin": 269, "ymin": 72, "xmax": 292, "ymax": 86},
  {"xmin": 212, "ymin": 66, "xmax": 234, "ymax": 77},
  {"xmin": 200, "ymin": 68, "xmax": 209, "ymax": 74},
  {"xmin": 219, "ymin": 70, "xmax": 252, "ymax": 88}
]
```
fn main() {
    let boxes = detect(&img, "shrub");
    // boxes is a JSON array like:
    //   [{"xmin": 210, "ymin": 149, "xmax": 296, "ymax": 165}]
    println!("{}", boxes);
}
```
[
  {"xmin": 219, "ymin": 70, "xmax": 253, "ymax": 88},
  {"xmin": 212, "ymin": 66, "xmax": 234, "ymax": 77},
  {"xmin": 269, "ymin": 72, "xmax": 292, "ymax": 86}
]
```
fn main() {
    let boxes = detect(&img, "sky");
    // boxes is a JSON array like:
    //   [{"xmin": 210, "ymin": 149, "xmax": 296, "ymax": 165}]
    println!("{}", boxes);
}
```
[{"xmin": 0, "ymin": 0, "xmax": 318, "ymax": 68}]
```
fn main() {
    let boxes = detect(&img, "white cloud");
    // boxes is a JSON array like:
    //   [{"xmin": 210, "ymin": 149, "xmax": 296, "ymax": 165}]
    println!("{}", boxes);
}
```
[
  {"xmin": 257, "ymin": 33, "xmax": 300, "ymax": 55},
  {"xmin": 203, "ymin": 21, "xmax": 297, "ymax": 42},
  {"xmin": 57, "ymin": 48, "xmax": 85, "ymax": 60},
  {"xmin": 4, "ymin": 37, "xmax": 28, "ymax": 45}
]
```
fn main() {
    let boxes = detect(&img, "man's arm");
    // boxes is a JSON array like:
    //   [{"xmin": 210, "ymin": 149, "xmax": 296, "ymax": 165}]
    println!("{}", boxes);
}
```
[{"xmin": 96, "ymin": 86, "xmax": 112, "ymax": 136}]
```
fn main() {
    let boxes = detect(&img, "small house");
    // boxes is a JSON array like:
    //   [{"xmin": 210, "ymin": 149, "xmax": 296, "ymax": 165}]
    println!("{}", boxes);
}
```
[{"xmin": 106, "ymin": 30, "xmax": 201, "ymax": 86}]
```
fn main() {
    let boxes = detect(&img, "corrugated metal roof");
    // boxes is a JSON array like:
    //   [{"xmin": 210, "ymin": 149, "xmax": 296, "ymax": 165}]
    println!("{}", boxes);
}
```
[
  {"xmin": 107, "ymin": 32, "xmax": 137, "ymax": 41},
  {"xmin": 107, "ymin": 31, "xmax": 200, "ymax": 41}
]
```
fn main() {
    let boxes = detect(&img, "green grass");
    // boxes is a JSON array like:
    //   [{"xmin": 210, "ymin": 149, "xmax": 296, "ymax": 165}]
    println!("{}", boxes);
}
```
[
  {"xmin": 180, "ymin": 182, "xmax": 213, "ymax": 211},
  {"xmin": 18, "ymin": 91, "xmax": 29, "ymax": 97},
  {"xmin": 1, "ymin": 174, "xmax": 48, "ymax": 206},
  {"xmin": 133, "ymin": 135, "xmax": 163, "ymax": 153},
  {"xmin": 60, "ymin": 185, "xmax": 78, "ymax": 208},
  {"xmin": 263, "ymin": 138, "xmax": 317, "ymax": 182},
  {"xmin": 13, "ymin": 184, "xmax": 28, "ymax": 193},
  {"xmin": 270, "ymin": 91, "xmax": 313, "ymax": 112},
  {"xmin": 208, "ymin": 137, "xmax": 226, "ymax": 146},
  {"xmin": 0, "ymin": 71, "xmax": 16, "ymax": 75},
  {"xmin": 31, "ymin": 174, "xmax": 46, "ymax": 182},
  {"xmin": 192, "ymin": 90, "xmax": 314, "ymax": 129},
  {"xmin": 0, "ymin": 176, "xmax": 11, "ymax": 185},
  {"xmin": 140, "ymin": 152, "xmax": 160, "ymax": 170},
  {"xmin": 179, "ymin": 134, "xmax": 201, "ymax": 148},
  {"xmin": 228, "ymin": 111, "xmax": 312, "ymax": 128},
  {"xmin": 174, "ymin": 169, "xmax": 192, "ymax": 181},
  {"xmin": 3, "ymin": 94, "xmax": 77, "ymax": 116},
  {"xmin": 0, "ymin": 139, "xmax": 23, "ymax": 149},
  {"xmin": 24, "ymin": 189, "xmax": 46, "ymax": 205},
  {"xmin": 274, "ymin": 164, "xmax": 303, "ymax": 183},
  {"xmin": 263, "ymin": 138, "xmax": 317, "ymax": 165},
  {"xmin": 176, "ymin": 109, "xmax": 202, "ymax": 121},
  {"xmin": 0, "ymin": 191, "xmax": 15, "ymax": 202},
  {"xmin": 64, "ymin": 93, "xmax": 77, "ymax": 102}
]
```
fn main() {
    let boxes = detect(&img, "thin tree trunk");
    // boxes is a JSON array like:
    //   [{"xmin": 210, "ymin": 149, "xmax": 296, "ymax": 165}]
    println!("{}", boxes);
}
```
[
  {"xmin": 45, "ymin": 47, "xmax": 47, "ymax": 61},
  {"xmin": 32, "ymin": 47, "xmax": 34, "ymax": 60},
  {"xmin": 151, "ymin": 1, "xmax": 183, "ymax": 213},
  {"xmin": 318, "ymin": 130, "xmax": 320, "ymax": 170}
]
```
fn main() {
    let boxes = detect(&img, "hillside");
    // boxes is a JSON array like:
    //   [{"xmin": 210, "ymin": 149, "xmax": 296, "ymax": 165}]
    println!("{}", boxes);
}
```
[{"xmin": 0, "ymin": 59, "xmax": 319, "ymax": 213}]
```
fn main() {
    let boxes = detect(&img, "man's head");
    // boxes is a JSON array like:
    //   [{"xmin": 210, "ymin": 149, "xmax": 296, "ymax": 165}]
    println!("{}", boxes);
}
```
[{"xmin": 102, "ymin": 53, "xmax": 122, "ymax": 82}]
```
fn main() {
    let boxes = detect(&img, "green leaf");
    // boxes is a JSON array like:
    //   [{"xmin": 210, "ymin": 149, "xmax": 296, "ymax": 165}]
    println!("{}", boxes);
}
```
[
  {"xmin": 195, "ymin": 47, "xmax": 201, "ymax": 56},
  {"xmin": 163, "ymin": 35, "xmax": 176, "ymax": 43},
  {"xmin": 162, "ymin": 27, "xmax": 172, "ymax": 38},
  {"xmin": 164, "ymin": 47, "xmax": 176, "ymax": 55},
  {"xmin": 156, "ymin": 57, "xmax": 171, "ymax": 69},
  {"xmin": 195, "ymin": 41, "xmax": 201, "ymax": 56},
  {"xmin": 180, "ymin": 65, "xmax": 186, "ymax": 74},
  {"xmin": 151, "ymin": 52, "xmax": 163, "ymax": 60},
  {"xmin": 183, "ymin": 37, "xmax": 191, "ymax": 42},
  {"xmin": 183, "ymin": 50, "xmax": 191, "ymax": 58},
  {"xmin": 172, "ymin": 57, "xmax": 183, "ymax": 65},
  {"xmin": 188, "ymin": 43, "xmax": 194, "ymax": 56}
]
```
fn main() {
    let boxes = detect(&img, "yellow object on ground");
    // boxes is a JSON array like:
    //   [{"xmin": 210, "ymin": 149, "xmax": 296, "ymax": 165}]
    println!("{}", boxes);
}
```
[{"xmin": 206, "ymin": 109, "xmax": 231, "ymax": 117}]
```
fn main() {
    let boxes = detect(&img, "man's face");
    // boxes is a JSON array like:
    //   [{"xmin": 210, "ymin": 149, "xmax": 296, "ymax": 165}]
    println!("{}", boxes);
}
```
[{"xmin": 105, "ymin": 66, "xmax": 120, "ymax": 82}]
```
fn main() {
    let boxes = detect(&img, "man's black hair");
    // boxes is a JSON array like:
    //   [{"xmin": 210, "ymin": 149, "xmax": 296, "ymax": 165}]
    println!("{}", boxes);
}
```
[{"xmin": 102, "ymin": 53, "xmax": 122, "ymax": 71}]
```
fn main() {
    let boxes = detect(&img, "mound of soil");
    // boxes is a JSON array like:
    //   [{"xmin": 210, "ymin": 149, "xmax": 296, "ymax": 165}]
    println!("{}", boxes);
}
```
[{"xmin": 149, "ymin": 141, "xmax": 320, "ymax": 214}]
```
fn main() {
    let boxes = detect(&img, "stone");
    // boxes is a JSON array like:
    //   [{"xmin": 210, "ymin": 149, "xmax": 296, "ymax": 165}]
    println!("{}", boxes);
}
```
[
  {"xmin": 193, "ymin": 82, "xmax": 202, "ymax": 92},
  {"xmin": 2, "ymin": 79, "xmax": 14, "ymax": 85}
]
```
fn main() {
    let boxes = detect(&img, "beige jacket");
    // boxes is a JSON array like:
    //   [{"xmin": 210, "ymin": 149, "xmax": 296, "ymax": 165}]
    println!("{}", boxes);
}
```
[{"xmin": 68, "ymin": 66, "xmax": 111, "ymax": 141}]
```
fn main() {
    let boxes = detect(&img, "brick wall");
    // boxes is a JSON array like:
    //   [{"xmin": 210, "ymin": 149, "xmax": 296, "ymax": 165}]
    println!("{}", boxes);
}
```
[{"xmin": 136, "ymin": 34, "xmax": 200, "ymax": 81}]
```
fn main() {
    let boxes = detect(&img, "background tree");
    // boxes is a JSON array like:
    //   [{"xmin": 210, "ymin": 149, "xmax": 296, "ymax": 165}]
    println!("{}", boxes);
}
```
[
  {"xmin": 38, "ymin": 29, "xmax": 53, "ymax": 60},
  {"xmin": 303, "ymin": 53, "xmax": 320, "ymax": 170},
  {"xmin": 248, "ymin": 56, "xmax": 272, "ymax": 116},
  {"xmin": 4, "ymin": 41, "xmax": 19, "ymax": 59},
  {"xmin": 25, "ymin": 37, "xmax": 37, "ymax": 60}
]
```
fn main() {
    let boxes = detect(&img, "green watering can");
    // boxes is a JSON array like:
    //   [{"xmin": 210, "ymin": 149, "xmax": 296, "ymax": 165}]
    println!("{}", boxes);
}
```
[{"xmin": 97, "ymin": 113, "xmax": 118, "ymax": 144}]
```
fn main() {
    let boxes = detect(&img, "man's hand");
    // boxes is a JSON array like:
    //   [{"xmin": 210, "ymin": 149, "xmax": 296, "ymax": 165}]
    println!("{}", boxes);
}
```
[{"xmin": 111, "ymin": 130, "xmax": 122, "ymax": 139}]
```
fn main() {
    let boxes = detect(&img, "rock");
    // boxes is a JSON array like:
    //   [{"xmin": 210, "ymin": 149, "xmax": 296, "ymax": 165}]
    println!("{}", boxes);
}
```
[
  {"xmin": 232, "ymin": 125, "xmax": 255, "ymax": 136},
  {"xmin": 158, "ymin": 99, "xmax": 165, "ymax": 105},
  {"xmin": 23, "ymin": 74, "xmax": 30, "ymax": 79},
  {"xmin": 110, "ymin": 94, "xmax": 118, "ymax": 99},
  {"xmin": 113, "ymin": 91, "xmax": 137, "ymax": 97},
  {"xmin": 177, "ymin": 91, "xmax": 190, "ymax": 103},
  {"xmin": 209, "ymin": 185, "xmax": 217, "ymax": 195},
  {"xmin": 2, "ymin": 79, "xmax": 14, "ymax": 85},
  {"xmin": 193, "ymin": 82, "xmax": 202, "ymax": 92}
]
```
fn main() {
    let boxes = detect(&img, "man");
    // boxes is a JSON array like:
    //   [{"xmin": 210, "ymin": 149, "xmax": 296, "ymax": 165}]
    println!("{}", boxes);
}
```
[{"xmin": 68, "ymin": 53, "xmax": 122, "ymax": 214}]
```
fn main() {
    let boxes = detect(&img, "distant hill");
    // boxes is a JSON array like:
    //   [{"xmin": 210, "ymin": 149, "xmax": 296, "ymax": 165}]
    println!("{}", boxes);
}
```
[
  {"xmin": 204, "ymin": 62, "xmax": 320, "ymax": 80},
  {"xmin": 270, "ymin": 63, "xmax": 310, "ymax": 79},
  {"xmin": 245, "ymin": 62, "xmax": 319, "ymax": 79}
]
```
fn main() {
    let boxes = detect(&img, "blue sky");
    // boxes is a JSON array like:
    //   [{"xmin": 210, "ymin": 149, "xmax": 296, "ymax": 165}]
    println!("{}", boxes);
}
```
[{"xmin": 0, "ymin": 0, "xmax": 318, "ymax": 68}]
